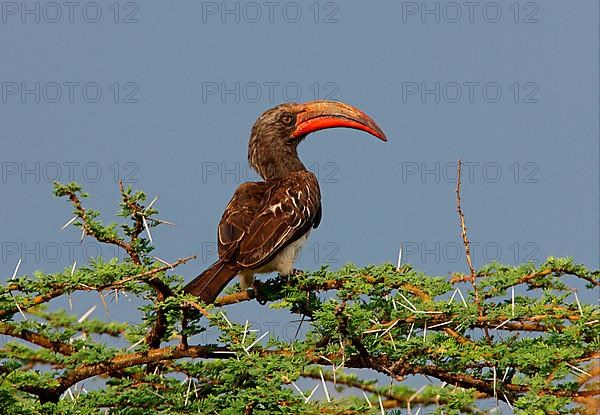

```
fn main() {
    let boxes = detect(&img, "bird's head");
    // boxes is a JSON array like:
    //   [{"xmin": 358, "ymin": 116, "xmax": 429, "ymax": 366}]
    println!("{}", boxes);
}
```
[{"xmin": 248, "ymin": 100, "xmax": 387, "ymax": 180}]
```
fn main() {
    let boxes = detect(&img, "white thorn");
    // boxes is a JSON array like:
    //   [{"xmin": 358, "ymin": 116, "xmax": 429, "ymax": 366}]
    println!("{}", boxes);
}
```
[
  {"xmin": 502, "ymin": 367, "xmax": 510, "ymax": 383},
  {"xmin": 153, "ymin": 256, "xmax": 173, "ymax": 268},
  {"xmin": 448, "ymin": 288, "xmax": 458, "ymax": 305},
  {"xmin": 456, "ymin": 288, "xmax": 468, "ymax": 307},
  {"xmin": 126, "ymin": 337, "xmax": 145, "ymax": 351},
  {"xmin": 241, "ymin": 320, "xmax": 249, "ymax": 346},
  {"xmin": 378, "ymin": 394, "xmax": 385, "ymax": 414},
  {"xmin": 319, "ymin": 369, "xmax": 331, "ymax": 402},
  {"xmin": 145, "ymin": 195, "xmax": 159, "ymax": 212},
  {"xmin": 388, "ymin": 331, "xmax": 397, "ymax": 351},
  {"xmin": 79, "ymin": 226, "xmax": 86, "ymax": 243},
  {"xmin": 573, "ymin": 291, "xmax": 583, "ymax": 316},
  {"xmin": 502, "ymin": 392, "xmax": 513, "ymax": 409},
  {"xmin": 396, "ymin": 242, "xmax": 403, "ymax": 270},
  {"xmin": 291, "ymin": 381, "xmax": 306, "ymax": 400},
  {"xmin": 184, "ymin": 376, "xmax": 192, "ymax": 406},
  {"xmin": 337, "ymin": 356, "xmax": 345, "ymax": 373},
  {"xmin": 13, "ymin": 296, "xmax": 27, "ymax": 320},
  {"xmin": 98, "ymin": 292, "xmax": 110, "ymax": 317},
  {"xmin": 429, "ymin": 320, "xmax": 454, "ymax": 329},
  {"xmin": 319, "ymin": 355, "xmax": 332, "ymax": 364},
  {"xmin": 60, "ymin": 216, "xmax": 78, "ymax": 231},
  {"xmin": 142, "ymin": 216, "xmax": 153, "ymax": 244},
  {"xmin": 398, "ymin": 292, "xmax": 417, "ymax": 311},
  {"xmin": 407, "ymin": 322, "xmax": 415, "ymax": 340},
  {"xmin": 219, "ymin": 311, "xmax": 233, "ymax": 328},
  {"xmin": 396, "ymin": 300, "xmax": 417, "ymax": 313},
  {"xmin": 244, "ymin": 330, "xmax": 269, "ymax": 352},
  {"xmin": 361, "ymin": 390, "xmax": 372, "ymax": 407},
  {"xmin": 7, "ymin": 261, "xmax": 26, "ymax": 320},
  {"xmin": 78, "ymin": 305, "xmax": 97, "ymax": 323},
  {"xmin": 332, "ymin": 363, "xmax": 337, "ymax": 385},
  {"xmin": 380, "ymin": 319, "xmax": 400, "ymax": 337},
  {"xmin": 494, "ymin": 319, "xmax": 512, "ymax": 330},
  {"xmin": 565, "ymin": 362, "xmax": 591, "ymax": 378},
  {"xmin": 585, "ymin": 319, "xmax": 599, "ymax": 325},
  {"xmin": 11, "ymin": 258, "xmax": 22, "ymax": 280},
  {"xmin": 423, "ymin": 321, "xmax": 427, "ymax": 340},
  {"xmin": 414, "ymin": 407, "xmax": 422, "ymax": 415},
  {"xmin": 511, "ymin": 287, "xmax": 515, "ymax": 317},
  {"xmin": 364, "ymin": 328, "xmax": 385, "ymax": 335},
  {"xmin": 492, "ymin": 366, "xmax": 497, "ymax": 399},
  {"xmin": 150, "ymin": 218, "xmax": 176, "ymax": 226},
  {"xmin": 391, "ymin": 298, "xmax": 397, "ymax": 310},
  {"xmin": 70, "ymin": 261, "xmax": 77, "ymax": 276},
  {"xmin": 409, "ymin": 385, "xmax": 427, "ymax": 402},
  {"xmin": 304, "ymin": 384, "xmax": 319, "ymax": 403}
]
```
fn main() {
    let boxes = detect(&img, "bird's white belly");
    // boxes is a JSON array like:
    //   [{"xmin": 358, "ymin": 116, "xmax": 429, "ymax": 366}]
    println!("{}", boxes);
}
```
[{"xmin": 239, "ymin": 230, "xmax": 310, "ymax": 289}]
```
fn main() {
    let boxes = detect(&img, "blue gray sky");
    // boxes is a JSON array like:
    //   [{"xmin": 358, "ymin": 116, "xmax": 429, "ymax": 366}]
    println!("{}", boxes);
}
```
[{"xmin": 0, "ymin": 0, "xmax": 598, "ymax": 406}]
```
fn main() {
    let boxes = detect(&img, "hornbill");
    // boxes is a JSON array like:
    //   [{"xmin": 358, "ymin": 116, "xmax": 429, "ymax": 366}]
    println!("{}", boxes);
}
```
[{"xmin": 184, "ymin": 100, "xmax": 386, "ymax": 303}]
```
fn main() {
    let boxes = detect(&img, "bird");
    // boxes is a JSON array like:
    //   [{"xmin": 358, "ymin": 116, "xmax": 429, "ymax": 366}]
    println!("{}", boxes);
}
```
[{"xmin": 184, "ymin": 100, "xmax": 387, "ymax": 303}]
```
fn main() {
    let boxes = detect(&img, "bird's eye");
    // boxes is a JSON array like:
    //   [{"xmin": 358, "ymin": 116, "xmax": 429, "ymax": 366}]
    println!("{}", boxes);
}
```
[{"xmin": 280, "ymin": 113, "xmax": 295, "ymax": 126}]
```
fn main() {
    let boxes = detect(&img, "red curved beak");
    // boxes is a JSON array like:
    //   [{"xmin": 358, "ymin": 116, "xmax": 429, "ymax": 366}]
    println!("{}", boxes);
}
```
[{"xmin": 291, "ymin": 100, "xmax": 387, "ymax": 142}]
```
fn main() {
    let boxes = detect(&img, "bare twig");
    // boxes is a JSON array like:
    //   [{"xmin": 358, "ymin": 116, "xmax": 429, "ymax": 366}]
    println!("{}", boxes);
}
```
[{"xmin": 456, "ymin": 160, "xmax": 476, "ymax": 280}]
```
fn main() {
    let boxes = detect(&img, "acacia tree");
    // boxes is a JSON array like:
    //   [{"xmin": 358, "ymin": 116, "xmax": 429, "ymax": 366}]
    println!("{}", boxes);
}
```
[{"xmin": 0, "ymin": 179, "xmax": 598, "ymax": 415}]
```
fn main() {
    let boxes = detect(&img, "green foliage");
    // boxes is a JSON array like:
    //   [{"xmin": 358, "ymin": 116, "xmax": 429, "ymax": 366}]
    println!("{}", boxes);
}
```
[{"xmin": 0, "ymin": 183, "xmax": 598, "ymax": 414}]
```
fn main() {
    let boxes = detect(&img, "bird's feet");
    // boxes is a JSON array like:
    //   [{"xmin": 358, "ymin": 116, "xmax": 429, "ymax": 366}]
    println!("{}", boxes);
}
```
[
  {"xmin": 251, "ymin": 279, "xmax": 268, "ymax": 305},
  {"xmin": 283, "ymin": 269, "xmax": 304, "ymax": 285}
]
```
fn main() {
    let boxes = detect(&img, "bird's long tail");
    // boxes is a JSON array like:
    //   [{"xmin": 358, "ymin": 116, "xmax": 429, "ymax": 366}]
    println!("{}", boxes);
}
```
[{"xmin": 183, "ymin": 261, "xmax": 239, "ymax": 304}]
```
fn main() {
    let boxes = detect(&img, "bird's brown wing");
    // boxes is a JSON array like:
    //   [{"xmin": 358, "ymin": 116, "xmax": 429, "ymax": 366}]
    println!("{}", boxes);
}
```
[
  {"xmin": 237, "ymin": 170, "xmax": 321, "ymax": 268},
  {"xmin": 217, "ymin": 170, "xmax": 321, "ymax": 269},
  {"xmin": 217, "ymin": 181, "xmax": 275, "ymax": 261}
]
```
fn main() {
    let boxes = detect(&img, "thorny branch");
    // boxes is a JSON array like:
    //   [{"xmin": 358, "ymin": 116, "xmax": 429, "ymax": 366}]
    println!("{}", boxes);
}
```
[
  {"xmin": 456, "ymin": 160, "xmax": 476, "ymax": 281},
  {"xmin": 301, "ymin": 369, "xmax": 487, "ymax": 413},
  {"xmin": 1, "ymin": 182, "xmax": 597, "ymax": 413},
  {"xmin": 57, "ymin": 183, "xmax": 180, "ymax": 350},
  {"xmin": 455, "ymin": 159, "xmax": 492, "ymax": 344}
]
